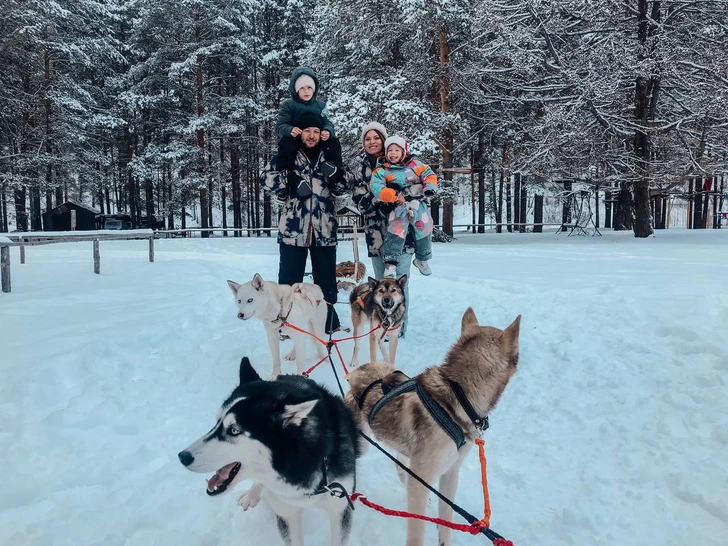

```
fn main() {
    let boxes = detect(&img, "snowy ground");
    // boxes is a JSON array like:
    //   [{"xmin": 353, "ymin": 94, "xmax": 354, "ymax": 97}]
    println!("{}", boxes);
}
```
[{"xmin": 1, "ymin": 229, "xmax": 726, "ymax": 546}]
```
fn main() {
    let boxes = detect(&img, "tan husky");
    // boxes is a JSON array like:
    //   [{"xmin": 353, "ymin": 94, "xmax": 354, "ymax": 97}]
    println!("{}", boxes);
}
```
[
  {"xmin": 348, "ymin": 276, "xmax": 407, "ymax": 368},
  {"xmin": 344, "ymin": 308, "xmax": 521, "ymax": 546}
]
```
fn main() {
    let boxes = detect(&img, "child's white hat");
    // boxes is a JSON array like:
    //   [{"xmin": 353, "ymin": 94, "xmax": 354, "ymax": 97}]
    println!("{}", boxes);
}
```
[
  {"xmin": 295, "ymin": 74, "xmax": 316, "ymax": 93},
  {"xmin": 384, "ymin": 135, "xmax": 408, "ymax": 157}
]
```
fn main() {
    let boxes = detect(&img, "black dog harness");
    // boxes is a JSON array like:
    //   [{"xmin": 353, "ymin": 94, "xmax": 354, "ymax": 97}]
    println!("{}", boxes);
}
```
[{"xmin": 361, "ymin": 373, "xmax": 489, "ymax": 449}]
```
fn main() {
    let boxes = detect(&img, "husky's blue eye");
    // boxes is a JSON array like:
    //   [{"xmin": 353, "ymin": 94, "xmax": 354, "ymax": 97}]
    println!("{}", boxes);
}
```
[
  {"xmin": 246, "ymin": 298, "xmax": 253, "ymax": 304},
  {"xmin": 237, "ymin": 299, "xmax": 241, "ymax": 304},
  {"xmin": 229, "ymin": 426, "xmax": 241, "ymax": 436}
]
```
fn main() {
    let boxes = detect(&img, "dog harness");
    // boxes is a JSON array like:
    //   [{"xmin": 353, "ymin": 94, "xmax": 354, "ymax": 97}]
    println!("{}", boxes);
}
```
[
  {"xmin": 354, "ymin": 289, "xmax": 404, "ymax": 334},
  {"xmin": 361, "ymin": 373, "xmax": 489, "ymax": 449}
]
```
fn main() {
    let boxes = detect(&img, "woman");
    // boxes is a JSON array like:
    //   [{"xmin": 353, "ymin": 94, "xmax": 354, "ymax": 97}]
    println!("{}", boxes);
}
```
[{"xmin": 351, "ymin": 121, "xmax": 414, "ymax": 337}]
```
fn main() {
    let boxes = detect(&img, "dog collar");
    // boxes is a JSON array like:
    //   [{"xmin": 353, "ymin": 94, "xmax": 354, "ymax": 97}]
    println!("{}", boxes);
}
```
[
  {"xmin": 307, "ymin": 457, "xmax": 354, "ymax": 509},
  {"xmin": 447, "ymin": 380, "xmax": 490, "ymax": 432},
  {"xmin": 271, "ymin": 300, "xmax": 294, "ymax": 325}
]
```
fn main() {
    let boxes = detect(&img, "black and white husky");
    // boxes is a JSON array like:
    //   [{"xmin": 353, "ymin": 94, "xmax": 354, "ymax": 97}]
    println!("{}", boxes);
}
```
[{"xmin": 179, "ymin": 357, "xmax": 360, "ymax": 546}]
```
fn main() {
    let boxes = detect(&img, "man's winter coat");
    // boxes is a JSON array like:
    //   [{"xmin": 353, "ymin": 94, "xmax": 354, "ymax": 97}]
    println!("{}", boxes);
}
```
[{"xmin": 260, "ymin": 146, "xmax": 347, "ymax": 247}]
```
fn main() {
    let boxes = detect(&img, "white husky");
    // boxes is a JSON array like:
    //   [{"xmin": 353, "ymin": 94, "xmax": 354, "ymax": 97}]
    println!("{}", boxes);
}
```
[{"xmin": 227, "ymin": 274, "xmax": 328, "ymax": 377}]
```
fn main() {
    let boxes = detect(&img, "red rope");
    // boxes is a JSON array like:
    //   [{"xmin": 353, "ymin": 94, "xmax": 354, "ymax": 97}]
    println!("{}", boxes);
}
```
[
  {"xmin": 301, "ymin": 354, "xmax": 330, "ymax": 378},
  {"xmin": 332, "ymin": 341, "xmax": 349, "ymax": 375},
  {"xmin": 349, "ymin": 493, "xmax": 485, "ymax": 535},
  {"xmin": 335, "ymin": 324, "xmax": 381, "ymax": 342},
  {"xmin": 282, "ymin": 321, "xmax": 328, "ymax": 346}
]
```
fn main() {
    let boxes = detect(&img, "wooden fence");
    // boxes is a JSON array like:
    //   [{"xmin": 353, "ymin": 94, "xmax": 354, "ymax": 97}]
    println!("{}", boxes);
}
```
[{"xmin": 1, "ymin": 230, "xmax": 154, "ymax": 294}]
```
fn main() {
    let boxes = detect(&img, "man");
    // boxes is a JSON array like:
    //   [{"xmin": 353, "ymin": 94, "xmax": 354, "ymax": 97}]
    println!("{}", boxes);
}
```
[{"xmin": 259, "ymin": 111, "xmax": 347, "ymax": 333}]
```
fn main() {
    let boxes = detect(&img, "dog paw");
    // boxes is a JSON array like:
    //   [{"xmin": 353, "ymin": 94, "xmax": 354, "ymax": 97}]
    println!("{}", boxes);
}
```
[
  {"xmin": 283, "ymin": 349, "xmax": 296, "ymax": 361},
  {"xmin": 238, "ymin": 484, "xmax": 263, "ymax": 511}
]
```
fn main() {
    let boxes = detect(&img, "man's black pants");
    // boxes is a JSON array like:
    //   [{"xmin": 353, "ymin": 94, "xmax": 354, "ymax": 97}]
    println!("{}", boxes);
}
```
[{"xmin": 278, "ymin": 243, "xmax": 340, "ymax": 333}]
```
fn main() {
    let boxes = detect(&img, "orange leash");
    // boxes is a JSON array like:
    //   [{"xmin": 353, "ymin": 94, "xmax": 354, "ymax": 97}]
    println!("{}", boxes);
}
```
[{"xmin": 475, "ymin": 437, "xmax": 492, "ymax": 529}]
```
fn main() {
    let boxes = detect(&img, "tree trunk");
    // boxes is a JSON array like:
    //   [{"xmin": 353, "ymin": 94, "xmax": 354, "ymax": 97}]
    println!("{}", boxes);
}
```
[
  {"xmin": 632, "ymin": 182, "xmax": 653, "ymax": 236},
  {"xmin": 220, "ymin": 136, "xmax": 227, "ymax": 235},
  {"xmin": 506, "ymin": 176, "xmax": 512, "ymax": 233},
  {"xmin": 30, "ymin": 186, "xmax": 42, "ymax": 231},
  {"xmin": 195, "ymin": 7, "xmax": 208, "ymax": 237},
  {"xmin": 207, "ymin": 136, "xmax": 214, "ymax": 228},
  {"xmin": 436, "ymin": 27, "xmax": 454, "ymax": 235},
  {"xmin": 513, "ymin": 173, "xmax": 520, "ymax": 232},
  {"xmin": 632, "ymin": 0, "xmax": 658, "ymax": 238},
  {"xmin": 718, "ymin": 175, "xmax": 725, "ymax": 229},
  {"xmin": 1, "ymin": 184, "xmax": 8, "ymax": 232},
  {"xmin": 45, "ymin": 190, "xmax": 53, "ymax": 230},
  {"xmin": 518, "ymin": 174, "xmax": 527, "ymax": 232},
  {"xmin": 613, "ymin": 183, "xmax": 633, "ymax": 231},
  {"xmin": 605, "ymin": 190, "xmax": 613, "ymax": 228},
  {"xmin": 561, "ymin": 181, "xmax": 572, "ymax": 232},
  {"xmin": 44, "ymin": 48, "xmax": 53, "ymax": 229},
  {"xmin": 496, "ymin": 169, "xmax": 504, "ymax": 233},
  {"xmin": 122, "ymin": 126, "xmax": 135, "ymax": 225},
  {"xmin": 200, "ymin": 187, "xmax": 209, "ymax": 236},
  {"xmin": 694, "ymin": 179, "xmax": 704, "ymax": 228},
  {"xmin": 14, "ymin": 188, "xmax": 28, "ymax": 232},
  {"xmin": 230, "ymin": 136, "xmax": 241, "ymax": 236},
  {"xmin": 533, "ymin": 194, "xmax": 544, "ymax": 233},
  {"xmin": 476, "ymin": 137, "xmax": 486, "ymax": 233}
]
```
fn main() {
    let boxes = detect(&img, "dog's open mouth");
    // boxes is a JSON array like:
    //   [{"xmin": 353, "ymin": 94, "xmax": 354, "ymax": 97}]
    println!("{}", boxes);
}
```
[{"xmin": 206, "ymin": 462, "xmax": 241, "ymax": 496}]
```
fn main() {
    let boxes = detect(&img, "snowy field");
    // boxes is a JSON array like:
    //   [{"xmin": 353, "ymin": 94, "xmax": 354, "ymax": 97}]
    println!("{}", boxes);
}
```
[{"xmin": 1, "ymin": 229, "xmax": 727, "ymax": 546}]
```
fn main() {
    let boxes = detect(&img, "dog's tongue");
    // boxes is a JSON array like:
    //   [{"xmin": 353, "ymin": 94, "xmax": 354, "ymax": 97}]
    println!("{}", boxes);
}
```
[{"xmin": 206, "ymin": 463, "xmax": 238, "ymax": 493}]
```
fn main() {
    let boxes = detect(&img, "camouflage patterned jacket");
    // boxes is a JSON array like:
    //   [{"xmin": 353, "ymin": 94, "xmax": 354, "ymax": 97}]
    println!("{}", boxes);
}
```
[
  {"xmin": 260, "ymin": 147, "xmax": 347, "ymax": 247},
  {"xmin": 351, "ymin": 154, "xmax": 415, "ymax": 257}
]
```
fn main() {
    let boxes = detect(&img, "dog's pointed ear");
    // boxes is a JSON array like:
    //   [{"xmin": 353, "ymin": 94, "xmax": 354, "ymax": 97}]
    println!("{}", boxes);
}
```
[
  {"xmin": 397, "ymin": 274, "xmax": 408, "ymax": 289},
  {"xmin": 280, "ymin": 399, "xmax": 318, "ymax": 427},
  {"xmin": 239, "ymin": 357, "xmax": 261, "ymax": 384},
  {"xmin": 367, "ymin": 276, "xmax": 378, "ymax": 290},
  {"xmin": 501, "ymin": 315, "xmax": 521, "ymax": 368},
  {"xmin": 227, "ymin": 280, "xmax": 241, "ymax": 295},
  {"xmin": 252, "ymin": 273, "xmax": 264, "ymax": 291},
  {"xmin": 461, "ymin": 307, "xmax": 479, "ymax": 333}
]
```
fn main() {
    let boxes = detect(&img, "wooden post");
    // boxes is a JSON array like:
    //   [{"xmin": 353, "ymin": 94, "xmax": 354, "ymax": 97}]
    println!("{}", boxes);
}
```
[
  {"xmin": 149, "ymin": 235, "xmax": 154, "ymax": 262},
  {"xmin": 93, "ymin": 238, "xmax": 100, "ymax": 274},
  {"xmin": 1, "ymin": 245, "xmax": 10, "ymax": 293},
  {"xmin": 20, "ymin": 237, "xmax": 25, "ymax": 264},
  {"xmin": 71, "ymin": 209, "xmax": 77, "ymax": 231}
]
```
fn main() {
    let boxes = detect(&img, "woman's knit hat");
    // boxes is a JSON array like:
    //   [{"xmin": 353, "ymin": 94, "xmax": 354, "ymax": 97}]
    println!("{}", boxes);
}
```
[{"xmin": 360, "ymin": 121, "xmax": 388, "ymax": 147}]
